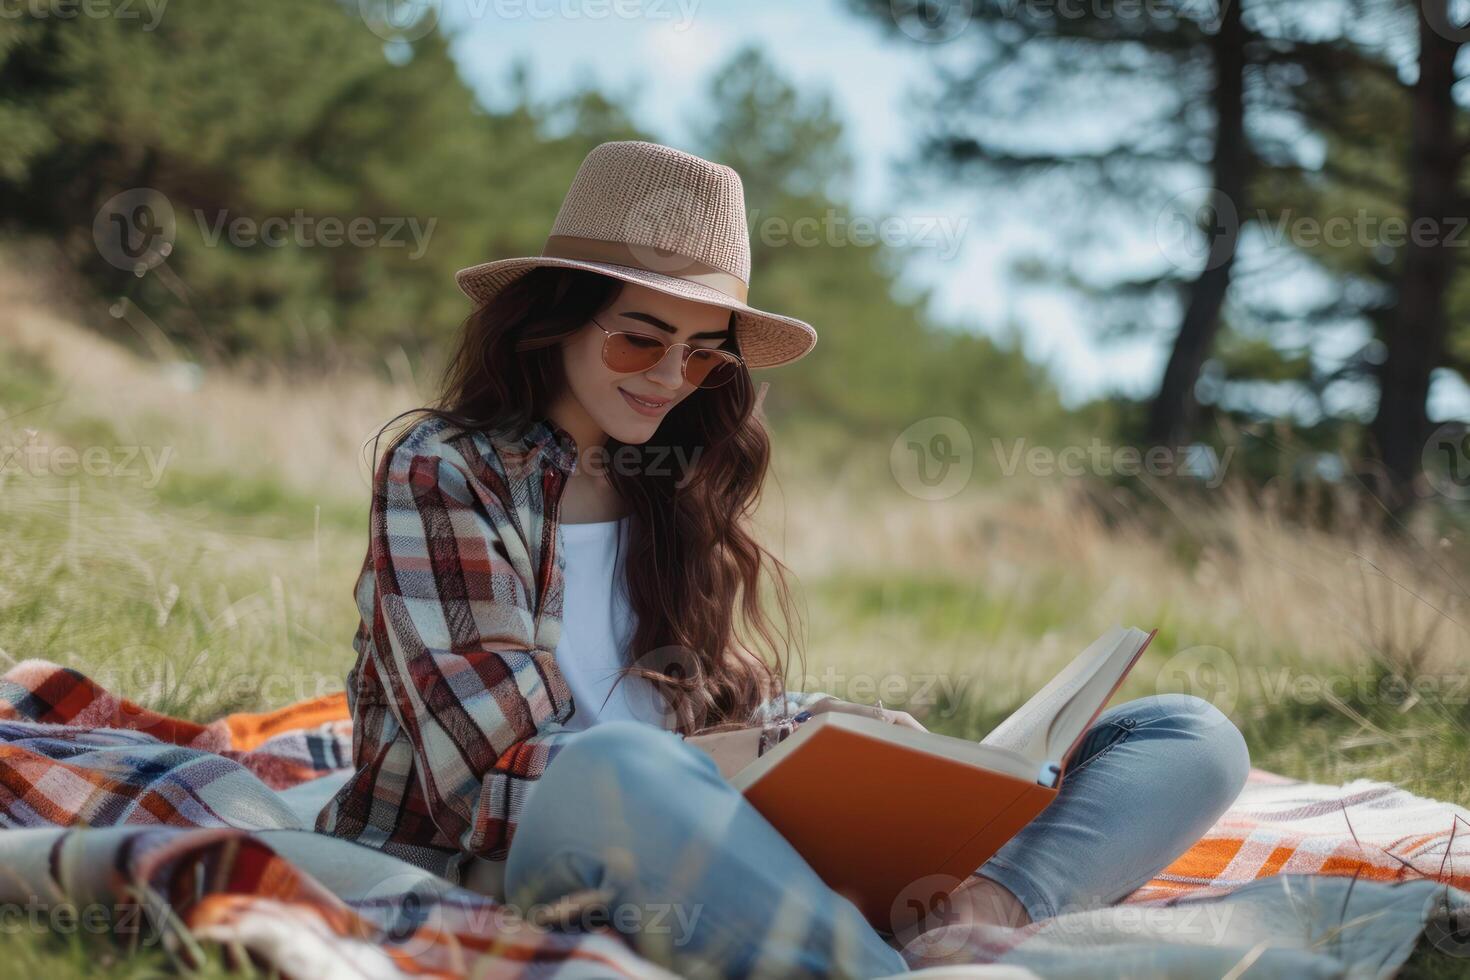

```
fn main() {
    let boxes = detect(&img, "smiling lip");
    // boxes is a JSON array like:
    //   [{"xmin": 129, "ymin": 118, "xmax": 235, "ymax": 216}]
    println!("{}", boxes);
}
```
[{"xmin": 619, "ymin": 387, "xmax": 672, "ymax": 417}]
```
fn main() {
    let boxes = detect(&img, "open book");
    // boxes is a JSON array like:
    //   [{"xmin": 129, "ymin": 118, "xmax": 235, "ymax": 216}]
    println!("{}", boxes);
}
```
[{"xmin": 729, "ymin": 625, "xmax": 1157, "ymax": 934}]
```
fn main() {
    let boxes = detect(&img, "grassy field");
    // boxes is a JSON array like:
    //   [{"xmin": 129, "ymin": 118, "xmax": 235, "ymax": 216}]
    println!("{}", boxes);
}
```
[{"xmin": 2, "ymin": 257, "xmax": 1467, "ymax": 977}]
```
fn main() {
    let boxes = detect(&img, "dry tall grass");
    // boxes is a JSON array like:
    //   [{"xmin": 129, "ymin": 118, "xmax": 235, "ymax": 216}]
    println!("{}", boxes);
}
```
[{"xmin": 1, "ymin": 240, "xmax": 424, "ymax": 501}]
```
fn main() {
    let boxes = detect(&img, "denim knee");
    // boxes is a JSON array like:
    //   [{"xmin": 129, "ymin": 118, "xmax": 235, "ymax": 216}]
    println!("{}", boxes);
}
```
[
  {"xmin": 506, "ymin": 722, "xmax": 704, "ymax": 890},
  {"xmin": 529, "ymin": 722, "xmax": 714, "ymax": 827},
  {"xmin": 1149, "ymin": 692, "xmax": 1251, "ymax": 809}
]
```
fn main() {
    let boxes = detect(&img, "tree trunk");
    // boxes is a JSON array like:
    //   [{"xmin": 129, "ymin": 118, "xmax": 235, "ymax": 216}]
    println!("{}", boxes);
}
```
[
  {"xmin": 1368, "ymin": 3, "xmax": 1462, "ymax": 509},
  {"xmin": 1146, "ymin": 0, "xmax": 1248, "ymax": 445}
]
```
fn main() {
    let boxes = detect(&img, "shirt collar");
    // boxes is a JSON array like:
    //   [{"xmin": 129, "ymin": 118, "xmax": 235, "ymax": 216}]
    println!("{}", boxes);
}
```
[{"xmin": 526, "ymin": 416, "xmax": 580, "ymax": 475}]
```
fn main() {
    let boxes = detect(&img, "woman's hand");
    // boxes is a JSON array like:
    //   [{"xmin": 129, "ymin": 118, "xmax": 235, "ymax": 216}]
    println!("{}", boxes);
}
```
[
  {"xmin": 683, "ymin": 726, "xmax": 763, "ymax": 780},
  {"xmin": 804, "ymin": 695, "xmax": 928, "ymax": 732}
]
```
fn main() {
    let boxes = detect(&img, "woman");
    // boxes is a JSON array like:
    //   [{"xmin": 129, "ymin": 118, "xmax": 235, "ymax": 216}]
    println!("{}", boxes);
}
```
[{"xmin": 316, "ymin": 141, "xmax": 1251, "ymax": 979}]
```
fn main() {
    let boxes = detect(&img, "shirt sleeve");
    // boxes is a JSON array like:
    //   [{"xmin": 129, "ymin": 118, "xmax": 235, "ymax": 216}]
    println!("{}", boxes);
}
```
[{"xmin": 369, "ymin": 445, "xmax": 580, "ymax": 861}]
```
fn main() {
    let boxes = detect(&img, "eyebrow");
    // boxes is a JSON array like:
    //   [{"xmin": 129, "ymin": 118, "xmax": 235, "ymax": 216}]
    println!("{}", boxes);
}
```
[{"xmin": 618, "ymin": 311, "xmax": 730, "ymax": 341}]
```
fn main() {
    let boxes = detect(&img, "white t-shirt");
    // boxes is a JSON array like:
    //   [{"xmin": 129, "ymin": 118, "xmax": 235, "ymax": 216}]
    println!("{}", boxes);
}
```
[{"xmin": 556, "ymin": 516, "xmax": 669, "ymax": 731}]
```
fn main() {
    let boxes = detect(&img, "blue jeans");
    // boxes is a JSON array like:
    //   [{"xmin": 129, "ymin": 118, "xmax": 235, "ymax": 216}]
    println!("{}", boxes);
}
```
[{"xmin": 503, "ymin": 693, "xmax": 1250, "ymax": 979}]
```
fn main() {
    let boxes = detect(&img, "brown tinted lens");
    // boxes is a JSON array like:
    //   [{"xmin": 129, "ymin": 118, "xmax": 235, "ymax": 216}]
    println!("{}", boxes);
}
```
[
  {"xmin": 687, "ymin": 349, "xmax": 740, "ymax": 388},
  {"xmin": 603, "ymin": 332, "xmax": 666, "ymax": 372}
]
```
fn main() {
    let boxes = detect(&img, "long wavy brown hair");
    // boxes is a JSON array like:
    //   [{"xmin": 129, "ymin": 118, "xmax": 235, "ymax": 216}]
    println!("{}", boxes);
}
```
[{"xmin": 376, "ymin": 266, "xmax": 806, "ymax": 735}]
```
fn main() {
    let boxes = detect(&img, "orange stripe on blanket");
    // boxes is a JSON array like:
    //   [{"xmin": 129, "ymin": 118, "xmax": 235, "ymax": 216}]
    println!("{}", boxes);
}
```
[
  {"xmin": 51, "ymin": 679, "xmax": 104, "ymax": 724},
  {"xmin": 1155, "ymin": 837, "xmax": 1246, "ymax": 879},
  {"xmin": 70, "ymin": 676, "xmax": 209, "ymax": 745},
  {"xmin": 1257, "ymin": 845, "xmax": 1296, "ymax": 878},
  {"xmin": 1318, "ymin": 855, "xmax": 1415, "ymax": 881},
  {"xmin": 220, "ymin": 692, "xmax": 349, "ymax": 752}
]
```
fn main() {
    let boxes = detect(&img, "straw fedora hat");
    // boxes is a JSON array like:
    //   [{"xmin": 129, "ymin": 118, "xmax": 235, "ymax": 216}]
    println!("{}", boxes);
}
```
[{"xmin": 455, "ymin": 140, "xmax": 817, "ymax": 369}]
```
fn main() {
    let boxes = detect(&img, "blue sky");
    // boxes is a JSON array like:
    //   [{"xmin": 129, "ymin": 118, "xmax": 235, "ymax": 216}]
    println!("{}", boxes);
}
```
[{"xmin": 430, "ymin": 0, "xmax": 1467, "ymax": 419}]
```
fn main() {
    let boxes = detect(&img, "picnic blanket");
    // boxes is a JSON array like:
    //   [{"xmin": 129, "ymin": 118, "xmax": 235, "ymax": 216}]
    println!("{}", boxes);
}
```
[{"xmin": 0, "ymin": 657, "xmax": 1466, "ymax": 979}]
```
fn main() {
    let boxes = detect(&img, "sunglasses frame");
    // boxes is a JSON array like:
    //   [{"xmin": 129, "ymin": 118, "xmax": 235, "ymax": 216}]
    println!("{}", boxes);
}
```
[{"xmin": 590, "ymin": 313, "xmax": 746, "ymax": 389}]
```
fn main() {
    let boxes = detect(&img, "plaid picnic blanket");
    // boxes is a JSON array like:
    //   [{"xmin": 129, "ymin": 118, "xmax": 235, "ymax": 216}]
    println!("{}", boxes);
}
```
[{"xmin": 1, "ymin": 657, "xmax": 1465, "ymax": 979}]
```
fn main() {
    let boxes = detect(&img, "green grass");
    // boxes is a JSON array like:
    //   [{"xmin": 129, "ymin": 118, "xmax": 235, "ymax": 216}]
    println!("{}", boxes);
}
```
[
  {"xmin": 808, "ymin": 569, "xmax": 1089, "ymax": 647},
  {"xmin": 0, "ymin": 470, "xmax": 364, "ymax": 720},
  {"xmin": 0, "ymin": 346, "xmax": 56, "ymax": 413},
  {"xmin": 152, "ymin": 467, "xmax": 364, "ymax": 536},
  {"xmin": 805, "ymin": 572, "xmax": 1470, "ymax": 802},
  {"xmin": 5, "ymin": 925, "xmax": 269, "ymax": 980}
]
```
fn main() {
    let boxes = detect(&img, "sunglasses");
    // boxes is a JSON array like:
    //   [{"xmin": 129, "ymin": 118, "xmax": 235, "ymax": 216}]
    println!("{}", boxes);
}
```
[{"xmin": 591, "ymin": 314, "xmax": 746, "ymax": 389}]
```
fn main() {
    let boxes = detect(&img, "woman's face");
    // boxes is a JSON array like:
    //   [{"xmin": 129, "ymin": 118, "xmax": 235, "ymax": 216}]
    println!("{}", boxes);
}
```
[{"xmin": 558, "ymin": 281, "xmax": 735, "ymax": 447}]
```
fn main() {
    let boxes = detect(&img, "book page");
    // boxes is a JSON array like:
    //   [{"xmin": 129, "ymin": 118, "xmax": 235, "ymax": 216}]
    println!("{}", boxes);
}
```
[
  {"xmin": 1043, "ymin": 627, "xmax": 1153, "ymax": 767},
  {"xmin": 978, "ymin": 626, "xmax": 1136, "ymax": 764},
  {"xmin": 731, "ymin": 627, "xmax": 1153, "ymax": 789}
]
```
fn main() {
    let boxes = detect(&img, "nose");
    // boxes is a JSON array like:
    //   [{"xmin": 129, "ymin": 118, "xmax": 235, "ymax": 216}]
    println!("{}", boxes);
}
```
[{"xmin": 644, "ymin": 343, "xmax": 688, "ymax": 390}]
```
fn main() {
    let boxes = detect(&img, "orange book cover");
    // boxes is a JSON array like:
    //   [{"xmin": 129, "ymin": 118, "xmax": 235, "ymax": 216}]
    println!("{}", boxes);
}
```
[{"xmin": 731, "ymin": 627, "xmax": 1156, "ymax": 934}]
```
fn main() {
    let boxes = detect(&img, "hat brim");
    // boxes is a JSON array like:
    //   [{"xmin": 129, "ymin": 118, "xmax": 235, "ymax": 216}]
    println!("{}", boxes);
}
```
[{"xmin": 455, "ymin": 257, "xmax": 817, "ymax": 370}]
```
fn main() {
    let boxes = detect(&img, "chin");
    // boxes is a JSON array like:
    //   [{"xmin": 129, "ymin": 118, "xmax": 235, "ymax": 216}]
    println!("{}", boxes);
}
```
[
  {"xmin": 607, "ymin": 418, "xmax": 662, "ymax": 445},
  {"xmin": 595, "ymin": 404, "xmax": 663, "ymax": 445}
]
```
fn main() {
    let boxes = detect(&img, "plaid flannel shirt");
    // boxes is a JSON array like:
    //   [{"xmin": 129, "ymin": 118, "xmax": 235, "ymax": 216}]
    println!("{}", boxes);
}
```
[{"xmin": 315, "ymin": 413, "xmax": 822, "ymax": 883}]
